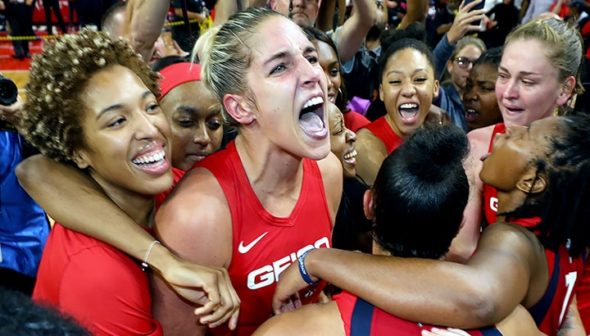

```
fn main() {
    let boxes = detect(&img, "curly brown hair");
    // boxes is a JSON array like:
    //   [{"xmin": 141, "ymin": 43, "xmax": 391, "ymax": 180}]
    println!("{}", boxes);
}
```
[{"xmin": 20, "ymin": 29, "xmax": 159, "ymax": 163}]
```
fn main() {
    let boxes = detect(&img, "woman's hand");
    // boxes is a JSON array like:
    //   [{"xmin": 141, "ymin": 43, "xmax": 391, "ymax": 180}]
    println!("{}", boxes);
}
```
[
  {"xmin": 272, "ymin": 259, "xmax": 316, "ymax": 315},
  {"xmin": 422, "ymin": 327, "xmax": 471, "ymax": 336},
  {"xmin": 159, "ymin": 255, "xmax": 241, "ymax": 329}
]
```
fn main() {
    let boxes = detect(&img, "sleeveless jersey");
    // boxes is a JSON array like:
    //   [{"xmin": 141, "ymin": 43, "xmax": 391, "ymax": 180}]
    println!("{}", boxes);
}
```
[
  {"xmin": 482, "ymin": 123, "xmax": 506, "ymax": 226},
  {"xmin": 363, "ymin": 116, "xmax": 403, "ymax": 154},
  {"xmin": 200, "ymin": 142, "xmax": 333, "ymax": 335},
  {"xmin": 334, "ymin": 290, "xmax": 502, "ymax": 336}
]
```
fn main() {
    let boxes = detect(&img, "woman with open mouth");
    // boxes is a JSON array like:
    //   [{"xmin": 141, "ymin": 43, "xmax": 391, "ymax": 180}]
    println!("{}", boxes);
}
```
[{"xmin": 353, "ymin": 38, "xmax": 440, "ymax": 185}]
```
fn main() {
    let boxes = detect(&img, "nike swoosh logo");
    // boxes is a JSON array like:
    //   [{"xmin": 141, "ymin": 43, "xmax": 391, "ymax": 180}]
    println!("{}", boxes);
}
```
[{"xmin": 238, "ymin": 232, "xmax": 268, "ymax": 254}]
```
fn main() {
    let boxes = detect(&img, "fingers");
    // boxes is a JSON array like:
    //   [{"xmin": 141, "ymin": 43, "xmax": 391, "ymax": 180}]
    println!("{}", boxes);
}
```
[
  {"xmin": 196, "ymin": 268, "xmax": 241, "ymax": 330},
  {"xmin": 422, "ymin": 327, "xmax": 471, "ymax": 336}
]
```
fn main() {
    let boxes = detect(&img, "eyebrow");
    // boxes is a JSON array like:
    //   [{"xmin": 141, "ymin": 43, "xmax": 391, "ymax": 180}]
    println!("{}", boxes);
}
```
[
  {"xmin": 97, "ymin": 91, "xmax": 152, "ymax": 120},
  {"xmin": 263, "ymin": 46, "xmax": 317, "ymax": 67},
  {"xmin": 498, "ymin": 66, "xmax": 540, "ymax": 77},
  {"xmin": 386, "ymin": 68, "xmax": 428, "ymax": 76},
  {"xmin": 176, "ymin": 104, "xmax": 220, "ymax": 117}
]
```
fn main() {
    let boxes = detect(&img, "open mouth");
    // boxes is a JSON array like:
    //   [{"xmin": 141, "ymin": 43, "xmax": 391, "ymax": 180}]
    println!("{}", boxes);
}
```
[
  {"xmin": 132, "ymin": 148, "xmax": 169, "ymax": 175},
  {"xmin": 343, "ymin": 149, "xmax": 357, "ymax": 166},
  {"xmin": 398, "ymin": 103, "xmax": 419, "ymax": 123},
  {"xmin": 299, "ymin": 96, "xmax": 328, "ymax": 140},
  {"xmin": 465, "ymin": 108, "xmax": 479, "ymax": 122}
]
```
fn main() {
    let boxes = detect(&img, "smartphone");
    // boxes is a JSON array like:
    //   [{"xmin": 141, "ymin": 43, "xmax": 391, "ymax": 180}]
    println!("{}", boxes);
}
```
[{"xmin": 463, "ymin": 0, "xmax": 486, "ymax": 31}]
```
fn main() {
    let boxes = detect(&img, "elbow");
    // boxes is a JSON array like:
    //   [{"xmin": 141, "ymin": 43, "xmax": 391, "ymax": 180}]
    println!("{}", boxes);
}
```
[{"xmin": 455, "ymin": 286, "xmax": 501, "ymax": 327}]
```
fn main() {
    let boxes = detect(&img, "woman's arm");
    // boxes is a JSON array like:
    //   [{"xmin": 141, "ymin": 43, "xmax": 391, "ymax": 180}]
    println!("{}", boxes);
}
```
[
  {"xmin": 273, "ymin": 223, "xmax": 547, "ymax": 328},
  {"xmin": 16, "ymin": 155, "xmax": 239, "ymax": 328}
]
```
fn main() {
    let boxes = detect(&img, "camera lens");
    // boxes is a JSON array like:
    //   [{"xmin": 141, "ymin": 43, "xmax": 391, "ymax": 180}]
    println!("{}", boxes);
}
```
[{"xmin": 0, "ymin": 75, "xmax": 18, "ymax": 106}]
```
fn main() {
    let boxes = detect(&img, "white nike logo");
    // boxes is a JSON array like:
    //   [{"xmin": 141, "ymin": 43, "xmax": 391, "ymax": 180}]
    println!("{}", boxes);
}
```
[{"xmin": 238, "ymin": 232, "xmax": 268, "ymax": 254}]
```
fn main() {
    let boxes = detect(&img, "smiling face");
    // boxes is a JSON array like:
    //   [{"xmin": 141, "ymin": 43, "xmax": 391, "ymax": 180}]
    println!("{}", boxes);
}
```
[
  {"xmin": 495, "ymin": 39, "xmax": 571, "ymax": 127},
  {"xmin": 328, "ymin": 103, "xmax": 357, "ymax": 177},
  {"xmin": 75, "ymin": 65, "xmax": 173, "ymax": 197},
  {"xmin": 463, "ymin": 63, "xmax": 503, "ymax": 131},
  {"xmin": 379, "ymin": 48, "xmax": 439, "ymax": 138},
  {"xmin": 314, "ymin": 40, "xmax": 342, "ymax": 104},
  {"xmin": 448, "ymin": 44, "xmax": 483, "ymax": 90},
  {"xmin": 238, "ymin": 16, "xmax": 330, "ymax": 160},
  {"xmin": 160, "ymin": 81, "xmax": 223, "ymax": 171},
  {"xmin": 480, "ymin": 117, "xmax": 560, "ymax": 193}
]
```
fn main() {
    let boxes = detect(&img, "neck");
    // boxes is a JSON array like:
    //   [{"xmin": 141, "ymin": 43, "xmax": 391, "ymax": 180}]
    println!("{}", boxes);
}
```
[
  {"xmin": 234, "ymin": 132, "xmax": 305, "ymax": 216},
  {"xmin": 89, "ymin": 171, "xmax": 155, "ymax": 227},
  {"xmin": 496, "ymin": 190, "xmax": 528, "ymax": 219},
  {"xmin": 385, "ymin": 113, "xmax": 407, "ymax": 139}
]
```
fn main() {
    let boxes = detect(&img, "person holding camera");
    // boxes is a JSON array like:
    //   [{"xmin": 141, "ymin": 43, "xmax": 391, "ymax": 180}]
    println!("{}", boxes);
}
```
[{"xmin": 0, "ymin": 75, "xmax": 50, "ymax": 295}]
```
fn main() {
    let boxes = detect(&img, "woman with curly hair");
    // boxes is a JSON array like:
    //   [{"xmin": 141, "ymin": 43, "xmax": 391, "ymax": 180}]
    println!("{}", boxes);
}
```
[{"xmin": 18, "ymin": 29, "xmax": 239, "ymax": 335}]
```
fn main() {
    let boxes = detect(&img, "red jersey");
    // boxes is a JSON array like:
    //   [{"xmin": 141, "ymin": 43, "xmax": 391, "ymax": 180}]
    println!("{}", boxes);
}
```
[
  {"xmin": 334, "ymin": 290, "xmax": 501, "ymax": 336},
  {"xmin": 362, "ymin": 116, "xmax": 403, "ymax": 154},
  {"xmin": 33, "ymin": 224, "xmax": 162, "ymax": 336},
  {"xmin": 200, "ymin": 142, "xmax": 333, "ymax": 335},
  {"xmin": 343, "ymin": 110, "xmax": 370, "ymax": 132}
]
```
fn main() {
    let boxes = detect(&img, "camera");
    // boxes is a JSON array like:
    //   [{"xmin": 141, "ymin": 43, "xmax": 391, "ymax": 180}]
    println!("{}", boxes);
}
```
[{"xmin": 0, "ymin": 74, "xmax": 18, "ymax": 106}]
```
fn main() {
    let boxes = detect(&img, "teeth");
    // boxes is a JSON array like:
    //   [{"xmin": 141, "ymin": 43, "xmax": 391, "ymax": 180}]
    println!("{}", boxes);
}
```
[
  {"xmin": 133, "ymin": 150, "xmax": 165, "ymax": 165},
  {"xmin": 303, "ymin": 96, "xmax": 324, "ymax": 109},
  {"xmin": 343, "ymin": 149, "xmax": 357, "ymax": 160},
  {"xmin": 400, "ymin": 103, "xmax": 418, "ymax": 109}
]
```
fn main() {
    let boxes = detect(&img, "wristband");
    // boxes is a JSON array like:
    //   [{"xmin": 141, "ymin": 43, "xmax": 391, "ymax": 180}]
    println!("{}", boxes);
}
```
[
  {"xmin": 141, "ymin": 240, "xmax": 161, "ymax": 272},
  {"xmin": 297, "ymin": 250, "xmax": 319, "ymax": 285}
]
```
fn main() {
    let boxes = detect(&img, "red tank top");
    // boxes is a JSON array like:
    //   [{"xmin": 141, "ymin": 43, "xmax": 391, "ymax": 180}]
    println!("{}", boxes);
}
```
[
  {"xmin": 501, "ymin": 217, "xmax": 584, "ymax": 336},
  {"xmin": 482, "ymin": 123, "xmax": 506, "ymax": 226},
  {"xmin": 200, "ymin": 142, "xmax": 333, "ymax": 335},
  {"xmin": 363, "ymin": 116, "xmax": 403, "ymax": 154},
  {"xmin": 334, "ymin": 290, "xmax": 501, "ymax": 336}
]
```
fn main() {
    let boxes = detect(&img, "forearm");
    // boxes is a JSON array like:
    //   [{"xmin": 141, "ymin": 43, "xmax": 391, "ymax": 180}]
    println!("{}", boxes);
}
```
[
  {"xmin": 213, "ymin": 0, "xmax": 248, "ymax": 26},
  {"xmin": 316, "ymin": 0, "xmax": 336, "ymax": 31},
  {"xmin": 432, "ymin": 34, "xmax": 455, "ymax": 80},
  {"xmin": 336, "ymin": 0, "xmax": 376, "ymax": 62},
  {"xmin": 124, "ymin": 0, "xmax": 168, "ymax": 61},
  {"xmin": 398, "ymin": 0, "xmax": 429, "ymax": 29},
  {"xmin": 15, "ymin": 155, "xmax": 177, "ymax": 274},
  {"xmin": 304, "ymin": 248, "xmax": 498, "ymax": 328}
]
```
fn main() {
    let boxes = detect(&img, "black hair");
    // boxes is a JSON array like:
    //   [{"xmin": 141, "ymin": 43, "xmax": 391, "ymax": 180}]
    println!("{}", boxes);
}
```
[
  {"xmin": 504, "ymin": 114, "xmax": 590, "ymax": 256},
  {"xmin": 378, "ymin": 37, "xmax": 436, "ymax": 83},
  {"xmin": 0, "ymin": 288, "xmax": 90, "ymax": 335},
  {"xmin": 380, "ymin": 22, "xmax": 428, "ymax": 50},
  {"xmin": 371, "ymin": 124, "xmax": 469, "ymax": 259},
  {"xmin": 302, "ymin": 26, "xmax": 349, "ymax": 112},
  {"xmin": 473, "ymin": 47, "xmax": 503, "ymax": 69},
  {"xmin": 151, "ymin": 55, "xmax": 191, "ymax": 72}
]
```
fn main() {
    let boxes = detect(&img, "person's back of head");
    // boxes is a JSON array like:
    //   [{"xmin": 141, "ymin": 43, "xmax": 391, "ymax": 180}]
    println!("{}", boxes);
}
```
[
  {"xmin": 0, "ymin": 288, "xmax": 90, "ymax": 335},
  {"xmin": 371, "ymin": 124, "xmax": 469, "ymax": 259},
  {"xmin": 101, "ymin": 1, "xmax": 127, "ymax": 38}
]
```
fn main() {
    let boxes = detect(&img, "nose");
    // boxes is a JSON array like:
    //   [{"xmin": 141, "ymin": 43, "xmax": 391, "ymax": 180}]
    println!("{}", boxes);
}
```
[
  {"xmin": 345, "ymin": 128, "xmax": 356, "ymax": 143},
  {"xmin": 299, "ymin": 56, "xmax": 322, "ymax": 88},
  {"xmin": 502, "ymin": 78, "xmax": 519, "ymax": 99},
  {"xmin": 134, "ymin": 111, "xmax": 160, "ymax": 140},
  {"xmin": 401, "ymin": 80, "xmax": 416, "ymax": 97},
  {"xmin": 463, "ymin": 87, "xmax": 477, "ymax": 102},
  {"xmin": 193, "ymin": 123, "xmax": 212, "ymax": 147},
  {"xmin": 291, "ymin": 0, "xmax": 304, "ymax": 8}
]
